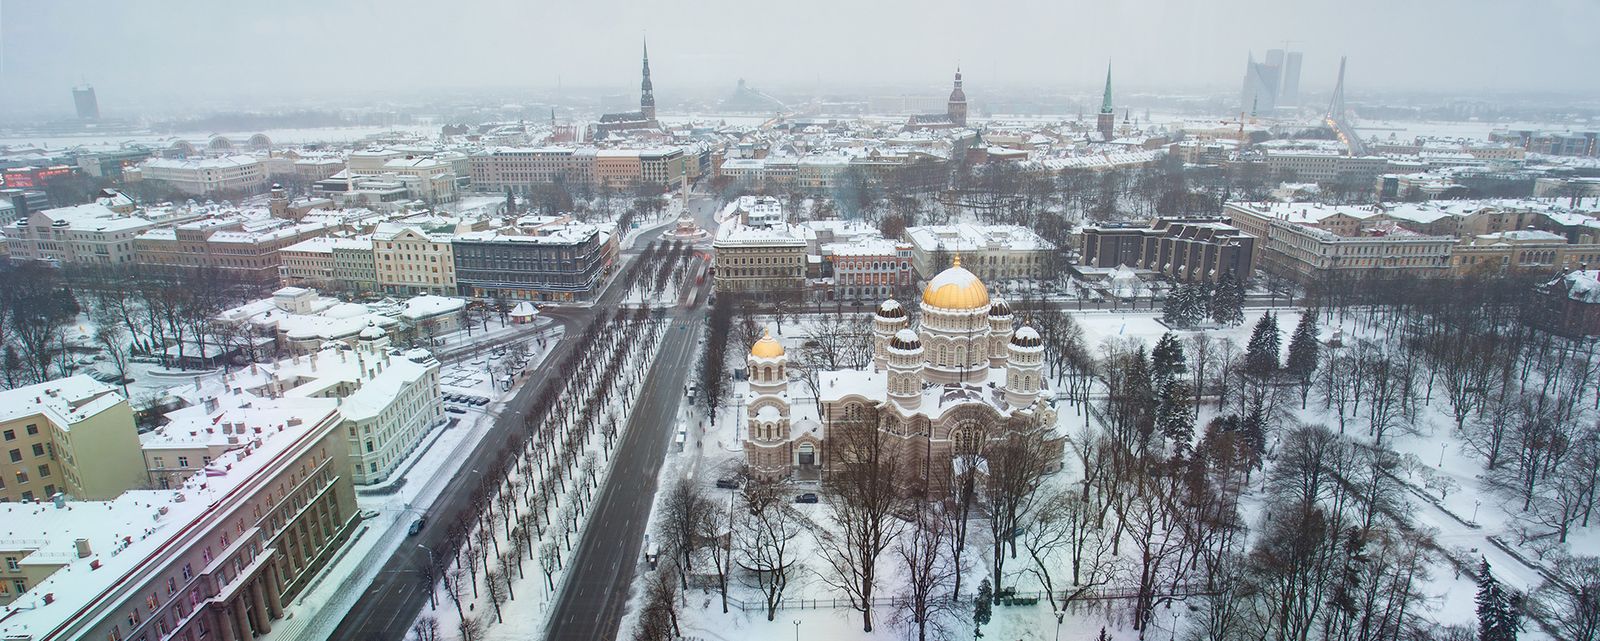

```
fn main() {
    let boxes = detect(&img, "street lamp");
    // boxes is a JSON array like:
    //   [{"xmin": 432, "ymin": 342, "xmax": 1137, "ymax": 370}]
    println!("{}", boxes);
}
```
[
  {"xmin": 793, "ymin": 619, "xmax": 800, "ymax": 641},
  {"xmin": 417, "ymin": 544, "xmax": 438, "ymax": 610},
  {"xmin": 1438, "ymin": 442, "xmax": 1447, "ymax": 467},
  {"xmin": 1472, "ymin": 499, "xmax": 1481, "ymax": 523},
  {"xmin": 1053, "ymin": 610, "xmax": 1063, "ymax": 641}
]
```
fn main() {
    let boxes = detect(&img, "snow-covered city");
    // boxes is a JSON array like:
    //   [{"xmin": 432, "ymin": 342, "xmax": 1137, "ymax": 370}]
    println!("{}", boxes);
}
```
[{"xmin": 2, "ymin": 3, "xmax": 1599, "ymax": 641}]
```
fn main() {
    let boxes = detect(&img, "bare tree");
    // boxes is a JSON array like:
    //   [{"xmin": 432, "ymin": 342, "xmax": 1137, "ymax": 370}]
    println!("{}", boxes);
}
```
[
  {"xmin": 736, "ymin": 472, "xmax": 803, "ymax": 621},
  {"xmin": 816, "ymin": 405, "xmax": 906, "ymax": 632},
  {"xmin": 984, "ymin": 427, "xmax": 1054, "ymax": 598},
  {"xmin": 659, "ymin": 476, "xmax": 712, "ymax": 588},
  {"xmin": 457, "ymin": 614, "xmax": 486, "ymax": 641},
  {"xmin": 1530, "ymin": 554, "xmax": 1600, "ymax": 641},
  {"xmin": 411, "ymin": 616, "xmax": 440, "ymax": 641},
  {"xmin": 895, "ymin": 504, "xmax": 955, "ymax": 641}
]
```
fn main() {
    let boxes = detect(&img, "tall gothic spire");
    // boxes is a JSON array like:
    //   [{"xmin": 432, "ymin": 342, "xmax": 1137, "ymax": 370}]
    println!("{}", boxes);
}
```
[
  {"xmin": 1100, "ymin": 62, "xmax": 1114, "ymax": 115},
  {"xmin": 640, "ymin": 37, "xmax": 656, "ymax": 119}
]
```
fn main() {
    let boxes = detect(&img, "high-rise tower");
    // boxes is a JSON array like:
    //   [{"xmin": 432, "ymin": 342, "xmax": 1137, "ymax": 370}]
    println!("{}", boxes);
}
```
[
  {"xmin": 1096, "ymin": 63, "xmax": 1115, "ymax": 141},
  {"xmin": 73, "ymin": 84, "xmax": 99, "ymax": 120},
  {"xmin": 946, "ymin": 67, "xmax": 968, "ymax": 127},
  {"xmin": 640, "ymin": 39, "xmax": 656, "ymax": 121}
]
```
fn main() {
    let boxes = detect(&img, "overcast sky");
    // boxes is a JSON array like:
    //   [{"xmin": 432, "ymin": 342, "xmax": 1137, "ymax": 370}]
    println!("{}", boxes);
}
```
[{"xmin": 3, "ymin": 0, "xmax": 1598, "ymax": 116}]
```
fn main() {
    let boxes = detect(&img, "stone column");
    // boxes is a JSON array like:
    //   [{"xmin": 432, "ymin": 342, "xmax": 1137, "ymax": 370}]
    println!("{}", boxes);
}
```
[
  {"xmin": 263, "ymin": 564, "xmax": 284, "ymax": 617},
  {"xmin": 214, "ymin": 607, "xmax": 237, "ymax": 641},
  {"xmin": 232, "ymin": 597, "xmax": 252, "ymax": 638},
  {"xmin": 307, "ymin": 517, "xmax": 326, "ymax": 548},
  {"xmin": 251, "ymin": 579, "xmax": 274, "ymax": 632}
]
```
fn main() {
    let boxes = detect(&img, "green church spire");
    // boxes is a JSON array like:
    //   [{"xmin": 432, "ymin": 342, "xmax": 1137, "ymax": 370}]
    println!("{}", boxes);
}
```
[{"xmin": 1100, "ymin": 62, "xmax": 1114, "ymax": 114}]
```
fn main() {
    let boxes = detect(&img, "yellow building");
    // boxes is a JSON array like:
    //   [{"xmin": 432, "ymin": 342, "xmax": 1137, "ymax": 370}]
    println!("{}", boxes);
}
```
[
  {"xmin": 0, "ymin": 375, "xmax": 146, "ymax": 503},
  {"xmin": 373, "ymin": 223, "xmax": 457, "ymax": 296}
]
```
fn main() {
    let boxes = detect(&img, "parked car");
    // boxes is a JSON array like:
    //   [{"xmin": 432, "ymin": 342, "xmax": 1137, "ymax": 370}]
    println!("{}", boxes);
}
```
[
  {"xmin": 794, "ymin": 493, "xmax": 819, "ymax": 504},
  {"xmin": 715, "ymin": 478, "xmax": 741, "ymax": 490}
]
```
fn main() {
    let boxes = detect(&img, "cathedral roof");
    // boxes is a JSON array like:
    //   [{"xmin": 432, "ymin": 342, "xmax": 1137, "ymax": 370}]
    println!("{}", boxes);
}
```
[
  {"xmin": 1012, "ymin": 326, "xmax": 1042, "ymax": 347},
  {"xmin": 922, "ymin": 256, "xmax": 989, "ymax": 310},
  {"xmin": 750, "ymin": 330, "xmax": 785, "ymax": 359},
  {"xmin": 876, "ymin": 299, "xmax": 906, "ymax": 319},
  {"xmin": 988, "ymin": 297, "xmax": 1012, "ymax": 317}
]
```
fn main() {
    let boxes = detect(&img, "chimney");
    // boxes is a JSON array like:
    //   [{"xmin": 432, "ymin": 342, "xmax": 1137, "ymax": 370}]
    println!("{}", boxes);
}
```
[
  {"xmin": 310, "ymin": 351, "xmax": 318, "ymax": 371},
  {"xmin": 75, "ymin": 538, "xmax": 92, "ymax": 558}
]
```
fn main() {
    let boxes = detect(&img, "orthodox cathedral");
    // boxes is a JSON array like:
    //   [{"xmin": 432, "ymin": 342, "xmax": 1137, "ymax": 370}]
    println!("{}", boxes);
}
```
[{"xmin": 740, "ymin": 258, "xmax": 1064, "ymax": 488}]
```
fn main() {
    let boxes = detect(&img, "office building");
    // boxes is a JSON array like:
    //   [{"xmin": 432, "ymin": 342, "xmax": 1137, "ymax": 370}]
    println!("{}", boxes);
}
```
[
  {"xmin": 1080, "ymin": 218, "xmax": 1257, "ymax": 283},
  {"xmin": 72, "ymin": 85, "xmax": 99, "ymax": 120},
  {"xmin": 452, "ymin": 217, "xmax": 619, "ymax": 302}
]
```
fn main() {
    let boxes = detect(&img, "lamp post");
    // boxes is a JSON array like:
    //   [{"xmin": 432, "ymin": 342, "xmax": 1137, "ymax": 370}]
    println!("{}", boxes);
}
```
[
  {"xmin": 793, "ymin": 619, "xmax": 800, "ymax": 641},
  {"xmin": 1438, "ymin": 442, "xmax": 1447, "ymax": 467},
  {"xmin": 417, "ymin": 544, "xmax": 438, "ymax": 610},
  {"xmin": 1472, "ymin": 499, "xmax": 1481, "ymax": 523},
  {"xmin": 1053, "ymin": 610, "xmax": 1063, "ymax": 641}
]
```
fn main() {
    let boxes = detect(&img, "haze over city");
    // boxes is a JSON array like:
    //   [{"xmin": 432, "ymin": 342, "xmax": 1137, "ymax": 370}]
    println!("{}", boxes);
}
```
[
  {"xmin": 4, "ymin": 0, "xmax": 1600, "ymax": 117},
  {"xmin": 2, "ymin": 3, "xmax": 1600, "ymax": 641}
]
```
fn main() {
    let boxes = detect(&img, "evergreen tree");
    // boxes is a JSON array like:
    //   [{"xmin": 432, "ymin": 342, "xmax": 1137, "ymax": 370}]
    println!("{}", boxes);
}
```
[
  {"xmin": 1123, "ymin": 346, "xmax": 1159, "ymax": 444},
  {"xmin": 1240, "ymin": 396, "xmax": 1267, "ymax": 471},
  {"xmin": 1151, "ymin": 332, "xmax": 1188, "ymax": 384},
  {"xmin": 1284, "ymin": 310, "xmax": 1321, "ymax": 408},
  {"xmin": 1211, "ymin": 271, "xmax": 1246, "ymax": 326},
  {"xmin": 1477, "ymin": 559, "xmax": 1521, "ymax": 641},
  {"xmin": 1156, "ymin": 378, "xmax": 1196, "ymax": 459},
  {"xmin": 1162, "ymin": 283, "xmax": 1206, "ymax": 328},
  {"xmin": 974, "ymin": 579, "xmax": 993, "ymax": 638},
  {"xmin": 504, "ymin": 186, "xmax": 517, "ymax": 215},
  {"xmin": 1244, "ymin": 312, "xmax": 1282, "ymax": 380}
]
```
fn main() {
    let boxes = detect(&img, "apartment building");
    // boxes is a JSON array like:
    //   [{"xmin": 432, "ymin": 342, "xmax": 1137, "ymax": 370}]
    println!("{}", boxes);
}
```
[
  {"xmin": 452, "ymin": 218, "xmax": 619, "ymax": 302},
  {"xmin": 712, "ymin": 198, "xmax": 810, "ymax": 293},
  {"xmin": 0, "ymin": 376, "xmax": 146, "ymax": 503},
  {"xmin": 373, "ymin": 224, "xmax": 456, "ymax": 296},
  {"xmin": 3, "ymin": 203, "xmax": 156, "ymax": 265},
  {"xmin": 185, "ymin": 337, "xmax": 444, "ymax": 485},
  {"xmin": 135, "ymin": 215, "xmax": 336, "ymax": 283},
  {"xmin": 824, "ymin": 238, "xmax": 916, "ymax": 301},
  {"xmin": 467, "ymin": 147, "xmax": 596, "ymax": 193},
  {"xmin": 138, "ymin": 155, "xmax": 267, "ymax": 196},
  {"xmin": 332, "ymin": 240, "xmax": 379, "ymax": 294},
  {"xmin": 1227, "ymin": 202, "xmax": 1455, "ymax": 282},
  {"xmin": 0, "ymin": 398, "xmax": 356, "ymax": 640}
]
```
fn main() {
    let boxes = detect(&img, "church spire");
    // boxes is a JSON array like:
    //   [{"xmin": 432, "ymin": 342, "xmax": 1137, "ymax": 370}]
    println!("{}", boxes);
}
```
[
  {"xmin": 1100, "ymin": 62, "xmax": 1114, "ymax": 115},
  {"xmin": 640, "ymin": 37, "xmax": 656, "ymax": 121},
  {"xmin": 1096, "ymin": 61, "xmax": 1116, "ymax": 141}
]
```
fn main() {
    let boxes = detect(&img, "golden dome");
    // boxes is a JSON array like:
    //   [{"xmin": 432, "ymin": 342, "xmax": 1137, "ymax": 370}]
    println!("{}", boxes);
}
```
[
  {"xmin": 921, "ymin": 256, "xmax": 989, "ymax": 310},
  {"xmin": 750, "ymin": 330, "xmax": 785, "ymax": 359}
]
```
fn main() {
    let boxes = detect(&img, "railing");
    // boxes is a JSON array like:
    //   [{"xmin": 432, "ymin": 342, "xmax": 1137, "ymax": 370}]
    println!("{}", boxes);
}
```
[{"xmin": 693, "ymin": 583, "xmax": 1216, "ymax": 614}]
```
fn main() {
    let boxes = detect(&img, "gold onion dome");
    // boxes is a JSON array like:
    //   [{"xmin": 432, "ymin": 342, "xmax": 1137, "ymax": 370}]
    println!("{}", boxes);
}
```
[
  {"xmin": 921, "ymin": 255, "xmax": 989, "ymax": 310},
  {"xmin": 750, "ymin": 329, "xmax": 785, "ymax": 359}
]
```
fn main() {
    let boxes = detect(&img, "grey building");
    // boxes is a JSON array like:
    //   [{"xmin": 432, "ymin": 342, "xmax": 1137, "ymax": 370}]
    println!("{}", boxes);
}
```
[{"xmin": 452, "ymin": 220, "xmax": 618, "ymax": 302}]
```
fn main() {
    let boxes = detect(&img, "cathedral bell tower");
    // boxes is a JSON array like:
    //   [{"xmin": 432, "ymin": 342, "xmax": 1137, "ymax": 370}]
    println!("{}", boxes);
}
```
[{"xmin": 946, "ymin": 67, "xmax": 968, "ymax": 127}]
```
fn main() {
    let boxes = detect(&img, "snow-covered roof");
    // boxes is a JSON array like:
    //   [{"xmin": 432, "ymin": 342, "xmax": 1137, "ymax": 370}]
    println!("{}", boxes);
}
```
[{"xmin": 0, "ymin": 375, "xmax": 125, "ymax": 427}]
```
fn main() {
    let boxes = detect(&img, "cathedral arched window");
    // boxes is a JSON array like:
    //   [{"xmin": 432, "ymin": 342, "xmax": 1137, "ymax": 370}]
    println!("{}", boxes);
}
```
[
  {"xmin": 844, "ymin": 403, "xmax": 863, "ymax": 423},
  {"xmin": 951, "ymin": 423, "xmax": 986, "ymax": 456}
]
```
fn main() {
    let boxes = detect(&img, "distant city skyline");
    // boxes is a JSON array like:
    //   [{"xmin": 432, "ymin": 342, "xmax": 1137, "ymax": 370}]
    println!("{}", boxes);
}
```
[{"xmin": 3, "ymin": 0, "xmax": 1599, "ymax": 118}]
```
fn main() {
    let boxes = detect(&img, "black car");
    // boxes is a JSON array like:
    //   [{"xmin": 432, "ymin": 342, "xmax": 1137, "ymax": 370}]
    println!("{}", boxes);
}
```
[
  {"xmin": 408, "ymin": 516, "xmax": 427, "ymax": 536},
  {"xmin": 794, "ymin": 493, "xmax": 819, "ymax": 504},
  {"xmin": 715, "ymin": 478, "xmax": 741, "ymax": 489}
]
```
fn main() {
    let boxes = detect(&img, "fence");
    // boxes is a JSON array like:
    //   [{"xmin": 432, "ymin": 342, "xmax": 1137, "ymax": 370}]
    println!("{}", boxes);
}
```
[{"xmin": 699, "ymin": 583, "xmax": 1216, "ymax": 614}]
